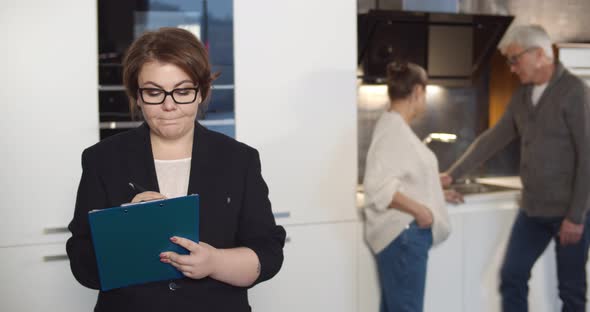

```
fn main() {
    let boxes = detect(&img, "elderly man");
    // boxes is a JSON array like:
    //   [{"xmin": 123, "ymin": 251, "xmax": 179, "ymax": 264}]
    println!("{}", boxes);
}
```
[{"xmin": 443, "ymin": 25, "xmax": 590, "ymax": 311}]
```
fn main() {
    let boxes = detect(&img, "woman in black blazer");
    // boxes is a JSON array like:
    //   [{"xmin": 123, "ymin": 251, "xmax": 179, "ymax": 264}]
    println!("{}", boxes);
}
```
[{"xmin": 66, "ymin": 27, "xmax": 285, "ymax": 312}]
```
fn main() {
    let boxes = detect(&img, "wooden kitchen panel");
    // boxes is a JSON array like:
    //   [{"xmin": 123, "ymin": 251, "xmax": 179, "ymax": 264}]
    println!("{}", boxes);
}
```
[{"xmin": 488, "ymin": 50, "xmax": 520, "ymax": 127}]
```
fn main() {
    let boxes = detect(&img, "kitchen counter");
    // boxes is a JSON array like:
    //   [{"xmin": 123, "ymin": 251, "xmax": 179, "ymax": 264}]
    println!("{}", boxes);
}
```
[
  {"xmin": 356, "ymin": 175, "xmax": 569, "ymax": 312},
  {"xmin": 475, "ymin": 176, "xmax": 522, "ymax": 189},
  {"xmin": 356, "ymin": 175, "xmax": 522, "ymax": 214},
  {"xmin": 356, "ymin": 189, "xmax": 521, "ymax": 217}
]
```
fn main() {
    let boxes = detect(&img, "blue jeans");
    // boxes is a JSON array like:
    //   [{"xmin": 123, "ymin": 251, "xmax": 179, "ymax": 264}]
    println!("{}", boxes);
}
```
[
  {"xmin": 500, "ymin": 210, "xmax": 590, "ymax": 312},
  {"xmin": 376, "ymin": 221, "xmax": 433, "ymax": 312}
]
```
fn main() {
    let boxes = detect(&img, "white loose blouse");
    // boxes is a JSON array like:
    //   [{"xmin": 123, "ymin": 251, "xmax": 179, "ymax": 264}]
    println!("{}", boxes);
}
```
[
  {"xmin": 154, "ymin": 157, "xmax": 191, "ymax": 199},
  {"xmin": 363, "ymin": 110, "xmax": 451, "ymax": 254}
]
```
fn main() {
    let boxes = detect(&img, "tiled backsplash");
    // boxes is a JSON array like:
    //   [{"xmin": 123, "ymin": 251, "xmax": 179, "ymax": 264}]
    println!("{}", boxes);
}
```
[{"xmin": 357, "ymin": 82, "xmax": 519, "ymax": 183}]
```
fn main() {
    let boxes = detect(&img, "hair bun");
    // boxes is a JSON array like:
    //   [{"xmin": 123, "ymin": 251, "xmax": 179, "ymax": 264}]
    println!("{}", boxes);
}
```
[
  {"xmin": 390, "ymin": 61, "xmax": 408, "ymax": 71},
  {"xmin": 385, "ymin": 61, "xmax": 427, "ymax": 101},
  {"xmin": 387, "ymin": 61, "xmax": 409, "ymax": 78}
]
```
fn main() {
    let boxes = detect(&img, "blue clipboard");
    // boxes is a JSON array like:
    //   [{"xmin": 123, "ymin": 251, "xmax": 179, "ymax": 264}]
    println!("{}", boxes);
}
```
[{"xmin": 88, "ymin": 194, "xmax": 199, "ymax": 291}]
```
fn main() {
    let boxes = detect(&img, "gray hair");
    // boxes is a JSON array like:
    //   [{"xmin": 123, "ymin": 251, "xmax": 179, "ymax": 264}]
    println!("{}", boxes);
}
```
[{"xmin": 498, "ymin": 25, "xmax": 554, "ymax": 60}]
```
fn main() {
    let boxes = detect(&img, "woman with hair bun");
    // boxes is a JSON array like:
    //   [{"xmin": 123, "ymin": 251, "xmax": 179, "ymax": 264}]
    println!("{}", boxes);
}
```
[{"xmin": 363, "ymin": 62, "xmax": 458, "ymax": 312}]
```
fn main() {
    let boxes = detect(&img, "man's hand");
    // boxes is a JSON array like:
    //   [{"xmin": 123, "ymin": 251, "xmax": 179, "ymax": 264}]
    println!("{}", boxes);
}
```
[
  {"xmin": 439, "ymin": 173, "xmax": 453, "ymax": 188},
  {"xmin": 559, "ymin": 218, "xmax": 584, "ymax": 246}
]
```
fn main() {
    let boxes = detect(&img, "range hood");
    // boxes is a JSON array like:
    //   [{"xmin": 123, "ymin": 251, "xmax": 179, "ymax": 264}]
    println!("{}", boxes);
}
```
[{"xmin": 358, "ymin": 10, "xmax": 513, "ymax": 86}]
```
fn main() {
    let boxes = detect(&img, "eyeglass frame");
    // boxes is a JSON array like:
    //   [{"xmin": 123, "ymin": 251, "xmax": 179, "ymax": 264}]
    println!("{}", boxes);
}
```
[
  {"xmin": 505, "ymin": 47, "xmax": 538, "ymax": 66},
  {"xmin": 137, "ymin": 87, "xmax": 200, "ymax": 105}
]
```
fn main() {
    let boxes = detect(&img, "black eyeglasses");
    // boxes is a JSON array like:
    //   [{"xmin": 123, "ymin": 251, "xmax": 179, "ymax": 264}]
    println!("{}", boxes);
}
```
[
  {"xmin": 506, "ymin": 47, "xmax": 537, "ymax": 66},
  {"xmin": 138, "ymin": 87, "xmax": 199, "ymax": 105}
]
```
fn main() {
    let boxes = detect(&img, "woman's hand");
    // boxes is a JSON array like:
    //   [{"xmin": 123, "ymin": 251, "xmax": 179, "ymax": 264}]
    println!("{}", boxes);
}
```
[
  {"xmin": 444, "ymin": 189, "xmax": 464, "ymax": 204},
  {"xmin": 439, "ymin": 173, "xmax": 453, "ymax": 188},
  {"xmin": 160, "ymin": 236, "xmax": 219, "ymax": 279},
  {"xmin": 130, "ymin": 191, "xmax": 166, "ymax": 204},
  {"xmin": 414, "ymin": 206, "xmax": 434, "ymax": 228}
]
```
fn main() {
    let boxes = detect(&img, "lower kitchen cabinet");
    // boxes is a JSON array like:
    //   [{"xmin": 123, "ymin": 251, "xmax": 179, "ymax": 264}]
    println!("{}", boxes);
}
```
[
  {"xmin": 461, "ymin": 208, "xmax": 561, "ymax": 312},
  {"xmin": 3, "ymin": 216, "xmax": 586, "ymax": 312},
  {"xmin": 357, "ymin": 215, "xmax": 464, "ymax": 312},
  {"xmin": 356, "ymin": 199, "xmax": 589, "ymax": 312},
  {"xmin": 460, "ymin": 208, "xmax": 517, "ymax": 312},
  {"xmin": 423, "ymin": 214, "xmax": 464, "ymax": 312},
  {"xmin": 249, "ymin": 222, "xmax": 358, "ymax": 312},
  {"xmin": 356, "ymin": 228, "xmax": 380, "ymax": 312},
  {"xmin": 0, "ymin": 243, "xmax": 97, "ymax": 311}
]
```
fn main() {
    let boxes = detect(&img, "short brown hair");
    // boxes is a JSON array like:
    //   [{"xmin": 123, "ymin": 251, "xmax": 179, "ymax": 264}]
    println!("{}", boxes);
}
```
[
  {"xmin": 386, "ymin": 62, "xmax": 427, "ymax": 101},
  {"xmin": 122, "ymin": 27, "xmax": 215, "ymax": 119}
]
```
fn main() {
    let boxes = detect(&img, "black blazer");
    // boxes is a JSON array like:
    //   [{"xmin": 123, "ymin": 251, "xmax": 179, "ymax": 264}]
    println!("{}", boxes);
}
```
[{"xmin": 66, "ymin": 122, "xmax": 286, "ymax": 312}]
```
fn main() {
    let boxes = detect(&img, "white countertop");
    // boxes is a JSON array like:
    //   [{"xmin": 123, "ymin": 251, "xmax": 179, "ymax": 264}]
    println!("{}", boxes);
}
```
[
  {"xmin": 357, "ymin": 176, "xmax": 522, "ymax": 215},
  {"xmin": 475, "ymin": 176, "xmax": 522, "ymax": 189},
  {"xmin": 446, "ymin": 190, "xmax": 520, "ymax": 214}
]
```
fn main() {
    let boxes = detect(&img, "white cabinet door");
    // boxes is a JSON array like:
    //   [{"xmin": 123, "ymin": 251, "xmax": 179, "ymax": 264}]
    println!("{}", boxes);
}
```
[
  {"xmin": 528, "ymin": 241, "xmax": 560, "ymax": 312},
  {"xmin": 249, "ymin": 222, "xmax": 358, "ymax": 312},
  {"xmin": 0, "ymin": 243, "xmax": 97, "ymax": 311},
  {"xmin": 461, "ymin": 208, "xmax": 518, "ymax": 312},
  {"xmin": 234, "ymin": 0, "xmax": 358, "ymax": 225},
  {"xmin": 424, "ymin": 214, "xmax": 463, "ymax": 312},
  {"xmin": 357, "ymin": 222, "xmax": 380, "ymax": 312},
  {"xmin": 461, "ymin": 208, "xmax": 561, "ymax": 312},
  {"xmin": 558, "ymin": 46, "xmax": 590, "ymax": 68},
  {"xmin": 558, "ymin": 45, "xmax": 590, "ymax": 86},
  {"xmin": 0, "ymin": 0, "xmax": 99, "ymax": 247}
]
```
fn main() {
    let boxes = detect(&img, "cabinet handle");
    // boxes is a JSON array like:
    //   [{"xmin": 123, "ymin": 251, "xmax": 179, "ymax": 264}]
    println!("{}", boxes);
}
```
[
  {"xmin": 43, "ymin": 227, "xmax": 69, "ymax": 234},
  {"xmin": 273, "ymin": 211, "xmax": 291, "ymax": 219},
  {"xmin": 43, "ymin": 254, "xmax": 69, "ymax": 262},
  {"xmin": 285, "ymin": 236, "xmax": 291, "ymax": 243},
  {"xmin": 211, "ymin": 84, "xmax": 235, "ymax": 90},
  {"xmin": 98, "ymin": 85, "xmax": 125, "ymax": 91}
]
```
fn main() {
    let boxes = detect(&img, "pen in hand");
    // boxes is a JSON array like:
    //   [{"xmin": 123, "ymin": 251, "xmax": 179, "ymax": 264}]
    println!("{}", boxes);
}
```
[
  {"xmin": 128, "ymin": 182, "xmax": 149, "ymax": 193},
  {"xmin": 127, "ymin": 182, "xmax": 166, "ymax": 205}
]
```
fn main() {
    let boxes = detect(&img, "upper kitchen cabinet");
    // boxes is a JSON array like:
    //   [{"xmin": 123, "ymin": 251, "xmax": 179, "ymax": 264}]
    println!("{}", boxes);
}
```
[
  {"xmin": 357, "ymin": 10, "xmax": 513, "ymax": 86},
  {"xmin": 98, "ymin": 0, "xmax": 235, "ymax": 139},
  {"xmin": 0, "ymin": 0, "xmax": 99, "ymax": 247},
  {"xmin": 557, "ymin": 43, "xmax": 590, "ymax": 85}
]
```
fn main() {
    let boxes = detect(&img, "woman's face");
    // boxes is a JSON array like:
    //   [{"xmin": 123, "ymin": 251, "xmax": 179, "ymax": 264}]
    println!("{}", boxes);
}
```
[{"xmin": 137, "ymin": 61, "xmax": 200, "ymax": 140}]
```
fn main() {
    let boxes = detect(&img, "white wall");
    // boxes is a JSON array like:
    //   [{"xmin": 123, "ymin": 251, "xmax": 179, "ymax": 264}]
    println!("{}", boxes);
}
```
[{"xmin": 234, "ymin": 0, "xmax": 358, "ymax": 225}]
